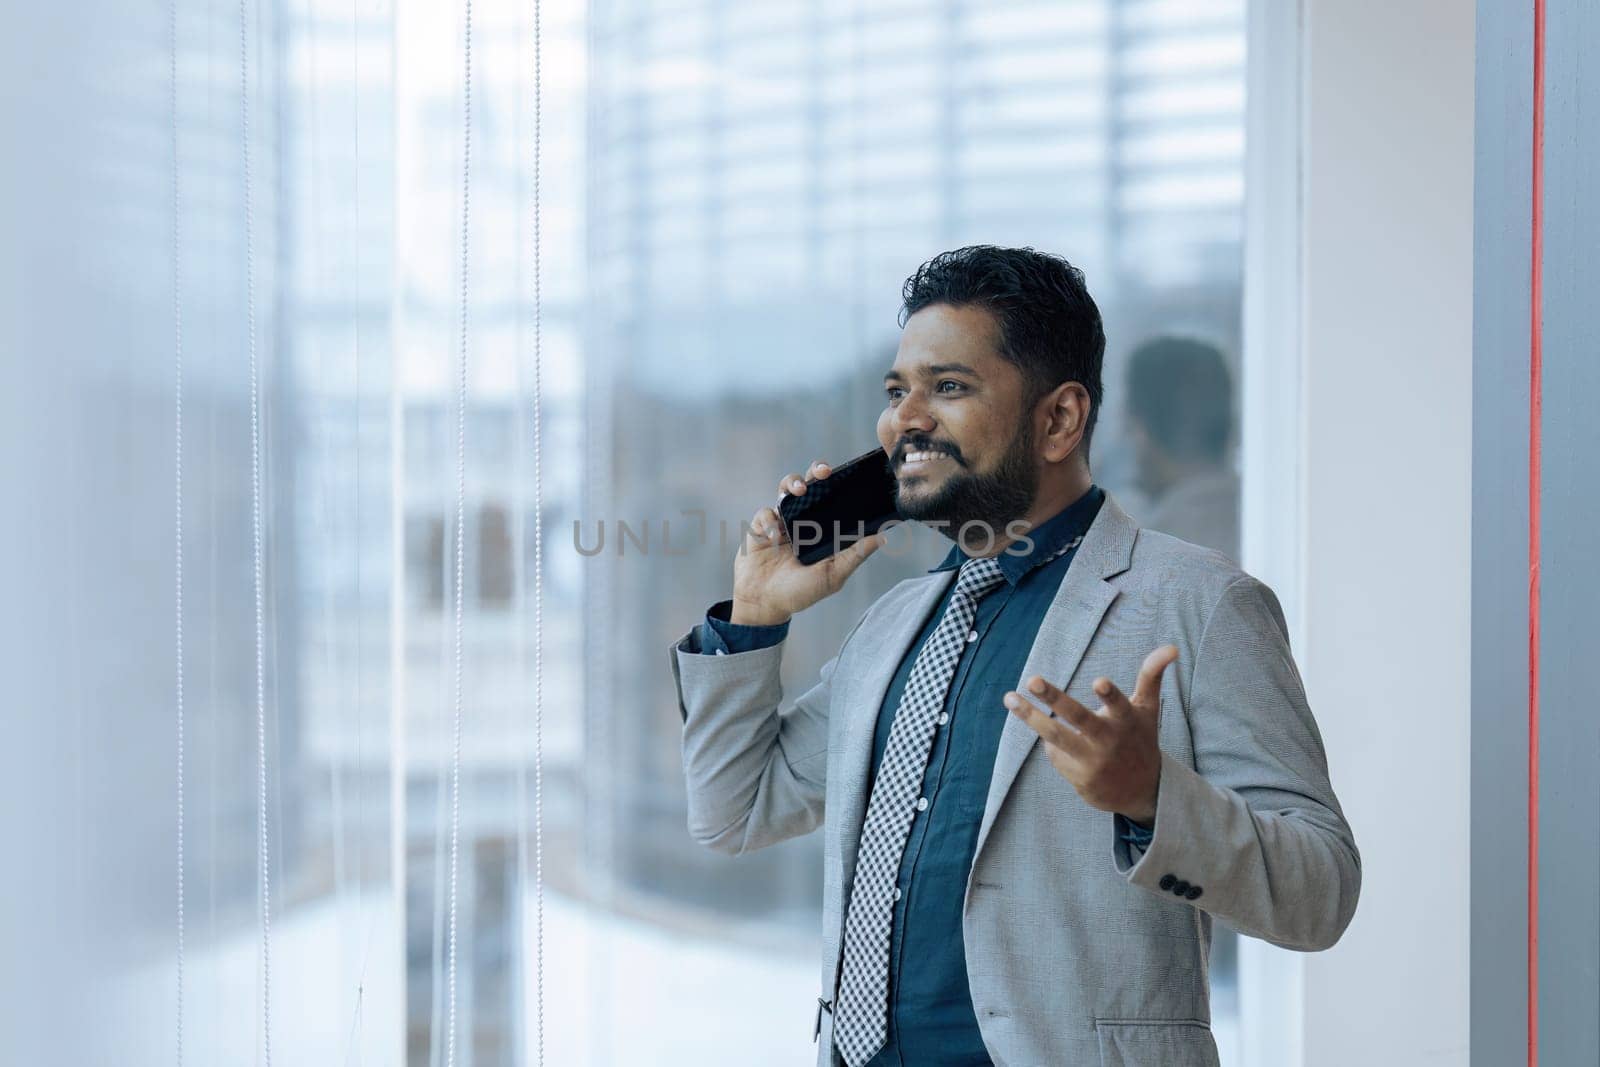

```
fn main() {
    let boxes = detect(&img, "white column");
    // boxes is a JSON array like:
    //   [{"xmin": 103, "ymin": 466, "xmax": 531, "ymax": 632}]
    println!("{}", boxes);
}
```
[
  {"xmin": 1238, "ymin": 0, "xmax": 1307, "ymax": 1063},
  {"xmin": 1301, "ymin": 1, "xmax": 1473, "ymax": 1063}
]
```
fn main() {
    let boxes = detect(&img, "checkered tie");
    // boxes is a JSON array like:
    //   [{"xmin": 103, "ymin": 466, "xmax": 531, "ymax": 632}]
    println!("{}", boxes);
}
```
[{"xmin": 833, "ymin": 555, "xmax": 1008, "ymax": 1067}]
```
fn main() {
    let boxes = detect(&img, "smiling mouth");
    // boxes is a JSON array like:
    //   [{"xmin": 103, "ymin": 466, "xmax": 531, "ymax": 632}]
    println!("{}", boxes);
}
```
[{"xmin": 899, "ymin": 449, "xmax": 954, "ymax": 473}]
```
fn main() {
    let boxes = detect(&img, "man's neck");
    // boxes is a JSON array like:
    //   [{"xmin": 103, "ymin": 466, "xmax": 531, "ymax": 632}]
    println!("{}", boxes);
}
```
[{"xmin": 962, "ymin": 469, "xmax": 1094, "ymax": 558}]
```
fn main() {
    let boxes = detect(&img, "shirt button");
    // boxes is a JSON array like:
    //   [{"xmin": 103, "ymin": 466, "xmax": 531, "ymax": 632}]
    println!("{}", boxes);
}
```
[
  {"xmin": 892, "ymin": 887, "xmax": 902, "ymax": 901},
  {"xmin": 937, "ymin": 712, "xmax": 949, "ymax": 726},
  {"xmin": 916, "ymin": 796, "xmax": 929, "ymax": 812},
  {"xmin": 967, "ymin": 630, "xmax": 978, "ymax": 643}
]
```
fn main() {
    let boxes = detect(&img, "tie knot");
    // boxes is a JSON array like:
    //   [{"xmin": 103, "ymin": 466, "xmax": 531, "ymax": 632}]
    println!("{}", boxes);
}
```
[{"xmin": 954, "ymin": 555, "xmax": 1006, "ymax": 601}]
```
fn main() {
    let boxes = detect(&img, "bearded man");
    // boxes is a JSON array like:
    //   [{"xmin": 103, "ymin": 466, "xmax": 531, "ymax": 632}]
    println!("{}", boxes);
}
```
[{"xmin": 668, "ymin": 245, "xmax": 1360, "ymax": 1067}]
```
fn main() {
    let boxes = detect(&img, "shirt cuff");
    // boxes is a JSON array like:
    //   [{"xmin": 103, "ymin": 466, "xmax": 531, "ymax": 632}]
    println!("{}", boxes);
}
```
[
  {"xmin": 698, "ymin": 598, "xmax": 790, "ymax": 655},
  {"xmin": 1115, "ymin": 812, "xmax": 1155, "ymax": 854}
]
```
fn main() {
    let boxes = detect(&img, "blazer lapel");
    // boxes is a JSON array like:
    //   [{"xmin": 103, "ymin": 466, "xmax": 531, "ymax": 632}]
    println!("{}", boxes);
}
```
[
  {"xmin": 970, "ymin": 491, "xmax": 1139, "ymax": 868},
  {"xmin": 835, "ymin": 569, "xmax": 954, "ymax": 886}
]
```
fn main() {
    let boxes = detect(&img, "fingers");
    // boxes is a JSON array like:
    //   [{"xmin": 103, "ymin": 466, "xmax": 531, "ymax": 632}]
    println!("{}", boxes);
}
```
[
  {"xmin": 1083, "ymin": 645, "xmax": 1178, "ymax": 722},
  {"xmin": 1017, "ymin": 675, "xmax": 1110, "ymax": 740},
  {"xmin": 776, "ymin": 459, "xmax": 833, "ymax": 499},
  {"xmin": 743, "ymin": 505, "xmax": 789, "ymax": 554},
  {"xmin": 1003, "ymin": 689, "xmax": 1089, "ymax": 757},
  {"xmin": 1091, "ymin": 676, "xmax": 1133, "ymax": 720}
]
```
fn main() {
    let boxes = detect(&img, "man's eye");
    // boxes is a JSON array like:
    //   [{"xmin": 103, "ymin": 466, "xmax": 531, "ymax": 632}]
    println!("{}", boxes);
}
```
[
  {"xmin": 937, "ymin": 380, "xmax": 964, "ymax": 393},
  {"xmin": 886, "ymin": 387, "xmax": 905, "ymax": 402}
]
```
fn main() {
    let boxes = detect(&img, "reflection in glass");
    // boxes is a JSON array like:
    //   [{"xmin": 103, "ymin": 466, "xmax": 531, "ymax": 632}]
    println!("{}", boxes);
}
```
[{"xmin": 1123, "ymin": 335, "xmax": 1240, "ymax": 562}]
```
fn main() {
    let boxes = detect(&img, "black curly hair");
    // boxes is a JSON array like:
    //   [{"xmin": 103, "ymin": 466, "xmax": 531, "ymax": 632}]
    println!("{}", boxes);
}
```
[{"xmin": 899, "ymin": 244, "xmax": 1106, "ymax": 458}]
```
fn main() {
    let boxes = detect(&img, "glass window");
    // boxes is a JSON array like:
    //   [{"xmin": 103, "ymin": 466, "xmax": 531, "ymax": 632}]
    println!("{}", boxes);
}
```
[{"xmin": 32, "ymin": 0, "xmax": 1246, "ymax": 1060}]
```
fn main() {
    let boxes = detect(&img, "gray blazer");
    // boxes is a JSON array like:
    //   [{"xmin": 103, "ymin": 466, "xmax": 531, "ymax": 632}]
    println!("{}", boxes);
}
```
[{"xmin": 668, "ymin": 491, "xmax": 1360, "ymax": 1066}]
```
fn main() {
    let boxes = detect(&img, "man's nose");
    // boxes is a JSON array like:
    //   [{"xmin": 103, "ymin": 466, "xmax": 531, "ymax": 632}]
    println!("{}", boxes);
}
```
[{"xmin": 890, "ymin": 390, "xmax": 936, "ymax": 435}]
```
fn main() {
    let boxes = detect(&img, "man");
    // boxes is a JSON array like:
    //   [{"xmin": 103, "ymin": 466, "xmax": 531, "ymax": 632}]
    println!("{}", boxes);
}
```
[
  {"xmin": 1125, "ymin": 335, "xmax": 1241, "ymax": 562},
  {"xmin": 667, "ymin": 246, "xmax": 1359, "ymax": 1066}
]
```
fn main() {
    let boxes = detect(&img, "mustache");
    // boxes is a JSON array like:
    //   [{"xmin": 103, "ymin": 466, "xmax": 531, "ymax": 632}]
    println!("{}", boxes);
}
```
[{"xmin": 894, "ymin": 439, "xmax": 965, "ymax": 465}]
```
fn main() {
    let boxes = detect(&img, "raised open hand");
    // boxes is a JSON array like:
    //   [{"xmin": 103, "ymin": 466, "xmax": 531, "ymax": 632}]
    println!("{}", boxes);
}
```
[{"xmin": 1002, "ymin": 644, "xmax": 1180, "ymax": 826}]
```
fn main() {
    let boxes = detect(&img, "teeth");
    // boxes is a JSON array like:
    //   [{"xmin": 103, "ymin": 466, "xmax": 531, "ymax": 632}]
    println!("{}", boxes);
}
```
[{"xmin": 904, "ymin": 451, "xmax": 948, "ymax": 464}]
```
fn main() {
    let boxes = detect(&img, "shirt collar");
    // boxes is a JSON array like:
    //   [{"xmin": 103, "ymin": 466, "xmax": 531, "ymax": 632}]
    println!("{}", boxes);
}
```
[{"xmin": 928, "ymin": 484, "xmax": 1106, "ymax": 585}]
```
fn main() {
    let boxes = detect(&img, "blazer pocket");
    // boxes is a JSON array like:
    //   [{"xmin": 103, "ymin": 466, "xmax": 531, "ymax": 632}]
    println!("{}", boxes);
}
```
[{"xmin": 1094, "ymin": 1018, "xmax": 1219, "ymax": 1067}]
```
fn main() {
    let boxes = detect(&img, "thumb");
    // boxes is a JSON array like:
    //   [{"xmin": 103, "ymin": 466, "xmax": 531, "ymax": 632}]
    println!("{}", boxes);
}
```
[
  {"xmin": 823, "ymin": 532, "xmax": 884, "ymax": 586},
  {"xmin": 1131, "ymin": 644, "xmax": 1179, "ymax": 712}
]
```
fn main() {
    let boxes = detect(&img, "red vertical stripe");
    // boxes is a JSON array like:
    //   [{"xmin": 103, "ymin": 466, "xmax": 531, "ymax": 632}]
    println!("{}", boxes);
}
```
[{"xmin": 1528, "ymin": 1, "xmax": 1544, "ymax": 1064}]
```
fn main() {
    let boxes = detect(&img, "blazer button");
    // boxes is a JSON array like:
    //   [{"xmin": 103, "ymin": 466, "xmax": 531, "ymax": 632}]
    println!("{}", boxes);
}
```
[
  {"xmin": 1172, "ymin": 879, "xmax": 1191, "ymax": 896},
  {"xmin": 1159, "ymin": 874, "xmax": 1177, "ymax": 892},
  {"xmin": 1185, "ymin": 885, "xmax": 1203, "ymax": 900}
]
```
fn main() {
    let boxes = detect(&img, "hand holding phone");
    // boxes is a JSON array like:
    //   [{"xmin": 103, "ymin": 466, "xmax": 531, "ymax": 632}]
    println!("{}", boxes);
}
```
[
  {"xmin": 729, "ymin": 452, "xmax": 895, "ymax": 626},
  {"xmin": 776, "ymin": 447, "xmax": 900, "ymax": 565}
]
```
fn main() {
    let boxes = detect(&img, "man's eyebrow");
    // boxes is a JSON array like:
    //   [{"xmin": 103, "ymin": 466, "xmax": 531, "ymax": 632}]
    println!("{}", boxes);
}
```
[{"xmin": 883, "ymin": 362, "xmax": 981, "ymax": 383}]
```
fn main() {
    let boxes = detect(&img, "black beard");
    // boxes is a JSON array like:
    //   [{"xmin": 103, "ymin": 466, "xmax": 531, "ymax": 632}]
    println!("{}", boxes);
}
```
[{"xmin": 894, "ymin": 421, "xmax": 1039, "ymax": 544}]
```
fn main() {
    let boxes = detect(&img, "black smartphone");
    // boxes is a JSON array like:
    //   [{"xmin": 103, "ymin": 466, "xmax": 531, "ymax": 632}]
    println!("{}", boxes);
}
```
[{"xmin": 777, "ymin": 447, "xmax": 901, "ymax": 565}]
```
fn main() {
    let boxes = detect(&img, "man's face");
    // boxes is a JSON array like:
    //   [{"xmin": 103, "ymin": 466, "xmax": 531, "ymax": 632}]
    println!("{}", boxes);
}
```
[{"xmin": 877, "ymin": 303, "xmax": 1040, "ymax": 536}]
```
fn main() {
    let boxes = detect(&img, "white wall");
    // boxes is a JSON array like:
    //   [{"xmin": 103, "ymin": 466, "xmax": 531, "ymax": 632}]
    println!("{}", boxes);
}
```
[{"xmin": 1298, "ymin": 1, "xmax": 1475, "ymax": 1063}]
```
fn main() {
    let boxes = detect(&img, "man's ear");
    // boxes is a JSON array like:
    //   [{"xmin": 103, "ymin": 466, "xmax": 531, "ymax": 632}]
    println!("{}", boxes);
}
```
[{"xmin": 1041, "ymin": 381, "xmax": 1090, "ymax": 461}]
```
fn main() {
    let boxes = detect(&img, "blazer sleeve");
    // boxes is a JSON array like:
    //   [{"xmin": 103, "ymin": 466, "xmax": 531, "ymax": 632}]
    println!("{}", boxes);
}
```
[
  {"xmin": 668, "ymin": 608, "xmax": 869, "ymax": 856},
  {"xmin": 1113, "ymin": 574, "xmax": 1362, "ymax": 952}
]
